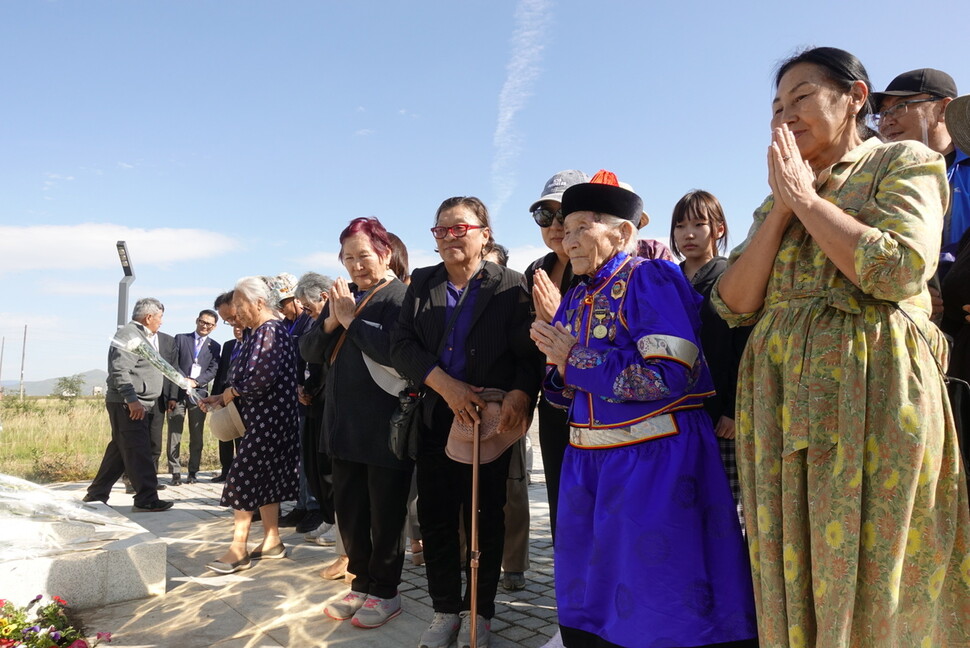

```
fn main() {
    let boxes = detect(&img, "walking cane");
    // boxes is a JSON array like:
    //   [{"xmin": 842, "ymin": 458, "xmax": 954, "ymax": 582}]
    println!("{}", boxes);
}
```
[{"xmin": 469, "ymin": 405, "xmax": 482, "ymax": 648}]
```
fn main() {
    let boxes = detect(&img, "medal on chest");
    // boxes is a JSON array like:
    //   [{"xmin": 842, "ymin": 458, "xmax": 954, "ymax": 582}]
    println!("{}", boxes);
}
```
[{"xmin": 592, "ymin": 309, "xmax": 609, "ymax": 339}]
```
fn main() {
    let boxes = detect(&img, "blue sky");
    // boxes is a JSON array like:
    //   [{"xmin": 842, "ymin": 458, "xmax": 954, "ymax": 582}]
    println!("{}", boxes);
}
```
[{"xmin": 2, "ymin": 0, "xmax": 968, "ymax": 382}]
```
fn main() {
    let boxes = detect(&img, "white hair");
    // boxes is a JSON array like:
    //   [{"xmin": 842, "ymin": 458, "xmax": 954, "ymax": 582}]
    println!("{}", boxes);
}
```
[
  {"xmin": 132, "ymin": 297, "xmax": 164, "ymax": 320},
  {"xmin": 596, "ymin": 214, "xmax": 638, "ymax": 255},
  {"xmin": 295, "ymin": 272, "xmax": 334, "ymax": 304},
  {"xmin": 233, "ymin": 276, "xmax": 273, "ymax": 307}
]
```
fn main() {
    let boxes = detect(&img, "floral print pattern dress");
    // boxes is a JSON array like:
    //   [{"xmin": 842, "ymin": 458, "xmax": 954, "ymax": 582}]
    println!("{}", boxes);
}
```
[
  {"xmin": 712, "ymin": 138, "xmax": 970, "ymax": 648},
  {"xmin": 221, "ymin": 319, "xmax": 300, "ymax": 511}
]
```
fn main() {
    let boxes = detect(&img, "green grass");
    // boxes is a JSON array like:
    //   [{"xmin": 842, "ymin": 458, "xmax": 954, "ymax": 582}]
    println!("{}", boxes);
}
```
[{"xmin": 0, "ymin": 397, "xmax": 220, "ymax": 483}]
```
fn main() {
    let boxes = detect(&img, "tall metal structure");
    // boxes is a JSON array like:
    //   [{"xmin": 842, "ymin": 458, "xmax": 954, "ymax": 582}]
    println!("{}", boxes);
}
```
[{"xmin": 116, "ymin": 241, "xmax": 135, "ymax": 329}]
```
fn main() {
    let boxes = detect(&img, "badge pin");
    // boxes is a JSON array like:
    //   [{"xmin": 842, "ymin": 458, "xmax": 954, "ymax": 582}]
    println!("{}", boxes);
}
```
[
  {"xmin": 611, "ymin": 280, "xmax": 626, "ymax": 300},
  {"xmin": 593, "ymin": 325, "xmax": 608, "ymax": 339}
]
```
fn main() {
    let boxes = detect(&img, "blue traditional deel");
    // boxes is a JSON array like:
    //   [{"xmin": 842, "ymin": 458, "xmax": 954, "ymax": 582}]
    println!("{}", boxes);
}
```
[{"xmin": 544, "ymin": 252, "xmax": 715, "ymax": 430}]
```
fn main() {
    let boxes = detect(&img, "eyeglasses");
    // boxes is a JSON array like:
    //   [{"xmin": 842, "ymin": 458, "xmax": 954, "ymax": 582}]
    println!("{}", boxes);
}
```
[
  {"xmin": 532, "ymin": 206, "xmax": 563, "ymax": 228},
  {"xmin": 869, "ymin": 97, "xmax": 943, "ymax": 130},
  {"xmin": 196, "ymin": 319, "xmax": 217, "ymax": 329},
  {"xmin": 430, "ymin": 224, "xmax": 483, "ymax": 239}
]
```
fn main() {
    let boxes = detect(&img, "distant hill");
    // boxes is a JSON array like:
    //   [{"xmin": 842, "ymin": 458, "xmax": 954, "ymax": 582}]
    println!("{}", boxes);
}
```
[{"xmin": 1, "ymin": 369, "xmax": 108, "ymax": 397}]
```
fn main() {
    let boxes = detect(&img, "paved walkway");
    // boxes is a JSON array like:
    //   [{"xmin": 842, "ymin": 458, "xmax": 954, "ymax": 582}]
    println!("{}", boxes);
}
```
[{"xmin": 51, "ymin": 430, "xmax": 560, "ymax": 647}]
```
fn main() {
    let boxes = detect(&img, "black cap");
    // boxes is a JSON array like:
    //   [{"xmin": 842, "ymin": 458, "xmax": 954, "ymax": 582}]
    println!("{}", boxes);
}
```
[
  {"xmin": 561, "ymin": 170, "xmax": 643, "ymax": 225},
  {"xmin": 873, "ymin": 68, "xmax": 958, "ymax": 107}
]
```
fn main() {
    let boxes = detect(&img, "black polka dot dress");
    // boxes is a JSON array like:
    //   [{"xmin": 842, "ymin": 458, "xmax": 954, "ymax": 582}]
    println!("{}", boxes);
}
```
[{"xmin": 221, "ymin": 319, "xmax": 300, "ymax": 511}]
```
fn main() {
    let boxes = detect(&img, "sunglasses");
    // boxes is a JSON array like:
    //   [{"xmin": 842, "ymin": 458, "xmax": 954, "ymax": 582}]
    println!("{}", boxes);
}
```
[{"xmin": 532, "ymin": 207, "xmax": 563, "ymax": 228}]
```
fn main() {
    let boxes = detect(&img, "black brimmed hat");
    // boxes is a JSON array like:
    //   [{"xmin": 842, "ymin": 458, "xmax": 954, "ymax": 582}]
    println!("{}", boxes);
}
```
[
  {"xmin": 561, "ymin": 170, "xmax": 643, "ymax": 224},
  {"xmin": 873, "ymin": 68, "xmax": 958, "ymax": 107}
]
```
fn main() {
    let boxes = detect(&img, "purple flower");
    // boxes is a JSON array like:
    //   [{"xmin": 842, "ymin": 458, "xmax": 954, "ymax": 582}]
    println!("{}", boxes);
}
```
[
  {"xmin": 52, "ymin": 630, "xmax": 62, "ymax": 641},
  {"xmin": 32, "ymin": 595, "xmax": 43, "ymax": 601}
]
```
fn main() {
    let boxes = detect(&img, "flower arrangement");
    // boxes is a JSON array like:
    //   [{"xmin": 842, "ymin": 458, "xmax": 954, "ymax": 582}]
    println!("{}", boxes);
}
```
[
  {"xmin": 112, "ymin": 334, "xmax": 199, "ymax": 404},
  {"xmin": 0, "ymin": 595, "xmax": 111, "ymax": 648}
]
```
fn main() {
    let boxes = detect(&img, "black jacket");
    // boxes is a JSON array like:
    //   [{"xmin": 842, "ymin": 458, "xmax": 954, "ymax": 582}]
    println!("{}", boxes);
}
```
[
  {"xmin": 684, "ymin": 257, "xmax": 751, "ymax": 422},
  {"xmin": 391, "ymin": 261, "xmax": 543, "ymax": 449},
  {"xmin": 301, "ymin": 278, "xmax": 408, "ymax": 470}
]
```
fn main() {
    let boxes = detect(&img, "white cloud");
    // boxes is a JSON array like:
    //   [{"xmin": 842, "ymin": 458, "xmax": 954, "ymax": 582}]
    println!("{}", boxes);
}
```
[
  {"xmin": 407, "ymin": 248, "xmax": 441, "ymax": 272},
  {"xmin": 295, "ymin": 251, "xmax": 343, "ymax": 273},
  {"xmin": 504, "ymin": 244, "xmax": 547, "ymax": 273},
  {"xmin": 355, "ymin": 128, "xmax": 375, "ymax": 136},
  {"xmin": 37, "ymin": 280, "xmax": 223, "ymax": 298},
  {"xmin": 0, "ymin": 224, "xmax": 242, "ymax": 275},
  {"xmin": 118, "ymin": 162, "xmax": 135, "ymax": 169},
  {"xmin": 490, "ymin": 0, "xmax": 550, "ymax": 216}
]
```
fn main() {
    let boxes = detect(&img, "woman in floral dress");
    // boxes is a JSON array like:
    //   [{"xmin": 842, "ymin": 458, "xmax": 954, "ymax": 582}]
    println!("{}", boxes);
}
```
[{"xmin": 714, "ymin": 47, "xmax": 970, "ymax": 647}]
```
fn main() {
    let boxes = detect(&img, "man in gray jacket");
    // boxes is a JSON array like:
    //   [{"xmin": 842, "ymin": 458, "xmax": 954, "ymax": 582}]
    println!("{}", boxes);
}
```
[{"xmin": 84, "ymin": 297, "xmax": 173, "ymax": 512}]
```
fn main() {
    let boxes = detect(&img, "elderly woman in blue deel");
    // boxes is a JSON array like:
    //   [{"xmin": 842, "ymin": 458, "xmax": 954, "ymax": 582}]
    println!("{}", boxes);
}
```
[{"xmin": 530, "ymin": 171, "xmax": 758, "ymax": 648}]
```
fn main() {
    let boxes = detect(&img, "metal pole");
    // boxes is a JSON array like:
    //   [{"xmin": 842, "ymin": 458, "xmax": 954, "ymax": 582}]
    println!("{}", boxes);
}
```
[
  {"xmin": 19, "ymin": 325, "xmax": 27, "ymax": 401},
  {"xmin": 116, "ymin": 241, "xmax": 135, "ymax": 329},
  {"xmin": 0, "ymin": 336, "xmax": 5, "ymax": 398}
]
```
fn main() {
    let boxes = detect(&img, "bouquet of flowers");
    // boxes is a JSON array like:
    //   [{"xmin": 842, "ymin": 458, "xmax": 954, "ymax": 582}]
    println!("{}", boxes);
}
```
[
  {"xmin": 111, "ymin": 333, "xmax": 199, "ymax": 404},
  {"xmin": 0, "ymin": 595, "xmax": 111, "ymax": 648}
]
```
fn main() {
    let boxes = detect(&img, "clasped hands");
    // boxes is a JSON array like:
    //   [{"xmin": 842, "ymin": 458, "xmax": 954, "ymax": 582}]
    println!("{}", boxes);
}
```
[
  {"xmin": 436, "ymin": 371, "xmax": 529, "ymax": 433},
  {"xmin": 767, "ymin": 124, "xmax": 818, "ymax": 224},
  {"xmin": 324, "ymin": 277, "xmax": 357, "ymax": 332},
  {"xmin": 530, "ymin": 320, "xmax": 577, "ymax": 378}
]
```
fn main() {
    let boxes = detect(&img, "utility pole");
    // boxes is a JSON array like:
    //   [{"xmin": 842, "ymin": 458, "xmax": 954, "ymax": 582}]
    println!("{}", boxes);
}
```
[
  {"xmin": 19, "ymin": 325, "xmax": 26, "ymax": 401},
  {"xmin": 116, "ymin": 241, "xmax": 135, "ymax": 329},
  {"xmin": 0, "ymin": 336, "xmax": 4, "ymax": 401}
]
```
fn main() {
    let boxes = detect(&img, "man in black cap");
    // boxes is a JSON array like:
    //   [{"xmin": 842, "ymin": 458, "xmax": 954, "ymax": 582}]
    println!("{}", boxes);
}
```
[{"xmin": 873, "ymin": 68, "xmax": 970, "ymax": 257}]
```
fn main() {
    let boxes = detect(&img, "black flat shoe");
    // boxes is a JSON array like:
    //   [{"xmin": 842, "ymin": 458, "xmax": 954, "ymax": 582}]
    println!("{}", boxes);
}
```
[
  {"xmin": 250, "ymin": 542, "xmax": 286, "ymax": 560},
  {"xmin": 206, "ymin": 554, "xmax": 252, "ymax": 574},
  {"xmin": 132, "ymin": 500, "xmax": 174, "ymax": 513},
  {"xmin": 211, "ymin": 474, "xmax": 227, "ymax": 483},
  {"xmin": 170, "ymin": 474, "xmax": 182, "ymax": 486},
  {"xmin": 82, "ymin": 494, "xmax": 107, "ymax": 503},
  {"xmin": 186, "ymin": 474, "xmax": 198, "ymax": 484},
  {"xmin": 278, "ymin": 507, "xmax": 306, "ymax": 527}
]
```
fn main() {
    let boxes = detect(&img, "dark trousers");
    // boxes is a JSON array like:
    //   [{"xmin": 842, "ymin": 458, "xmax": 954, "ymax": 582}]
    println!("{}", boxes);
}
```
[
  {"xmin": 417, "ymin": 425, "xmax": 512, "ymax": 620},
  {"xmin": 88, "ymin": 401, "xmax": 160, "ymax": 507},
  {"xmin": 148, "ymin": 399, "xmax": 165, "ymax": 471},
  {"xmin": 217, "ymin": 438, "xmax": 241, "ymax": 477},
  {"xmin": 537, "ymin": 398, "xmax": 569, "ymax": 543},
  {"xmin": 305, "ymin": 405, "xmax": 335, "ymax": 524},
  {"xmin": 167, "ymin": 401, "xmax": 205, "ymax": 475},
  {"xmin": 332, "ymin": 457, "xmax": 412, "ymax": 599}
]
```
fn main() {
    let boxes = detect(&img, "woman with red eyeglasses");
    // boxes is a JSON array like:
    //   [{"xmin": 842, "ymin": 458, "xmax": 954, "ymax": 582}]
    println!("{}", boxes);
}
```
[{"xmin": 392, "ymin": 196, "xmax": 542, "ymax": 648}]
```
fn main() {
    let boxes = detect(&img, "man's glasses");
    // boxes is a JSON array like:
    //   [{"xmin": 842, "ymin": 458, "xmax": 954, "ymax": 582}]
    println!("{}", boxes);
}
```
[
  {"xmin": 532, "ymin": 207, "xmax": 563, "ymax": 228},
  {"xmin": 869, "ymin": 97, "xmax": 943, "ymax": 130},
  {"xmin": 197, "ymin": 319, "xmax": 217, "ymax": 329},
  {"xmin": 430, "ymin": 224, "xmax": 483, "ymax": 239}
]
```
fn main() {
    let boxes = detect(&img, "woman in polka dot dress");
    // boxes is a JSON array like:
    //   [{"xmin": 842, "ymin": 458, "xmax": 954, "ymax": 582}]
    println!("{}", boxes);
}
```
[{"xmin": 201, "ymin": 275, "xmax": 300, "ymax": 574}]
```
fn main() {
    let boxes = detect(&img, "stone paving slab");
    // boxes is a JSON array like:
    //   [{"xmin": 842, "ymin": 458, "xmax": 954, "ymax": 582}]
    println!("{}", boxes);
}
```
[{"xmin": 49, "ymin": 428, "xmax": 560, "ymax": 647}]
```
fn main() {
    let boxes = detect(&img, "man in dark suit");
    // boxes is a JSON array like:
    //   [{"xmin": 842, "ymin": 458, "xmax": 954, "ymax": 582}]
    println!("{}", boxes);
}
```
[
  {"xmin": 84, "ymin": 297, "xmax": 173, "ymax": 512},
  {"xmin": 211, "ymin": 323, "xmax": 245, "ymax": 482},
  {"xmin": 166, "ymin": 309, "xmax": 220, "ymax": 485}
]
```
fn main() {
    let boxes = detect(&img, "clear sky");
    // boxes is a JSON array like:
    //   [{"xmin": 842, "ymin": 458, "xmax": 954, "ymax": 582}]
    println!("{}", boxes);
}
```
[{"xmin": 2, "ymin": 0, "xmax": 968, "ymax": 382}]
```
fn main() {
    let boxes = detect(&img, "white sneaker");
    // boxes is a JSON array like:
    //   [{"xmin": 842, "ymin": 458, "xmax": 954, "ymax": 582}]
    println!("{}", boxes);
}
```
[
  {"xmin": 457, "ymin": 610, "xmax": 490, "ymax": 648},
  {"xmin": 419, "ymin": 612, "xmax": 460, "ymax": 648},
  {"xmin": 324, "ymin": 590, "xmax": 367, "ymax": 621},
  {"xmin": 351, "ymin": 592, "xmax": 402, "ymax": 628},
  {"xmin": 304, "ymin": 521, "xmax": 336, "ymax": 546}
]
